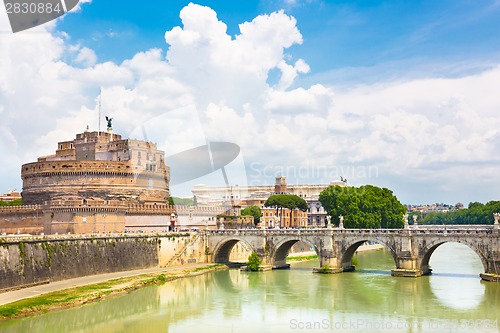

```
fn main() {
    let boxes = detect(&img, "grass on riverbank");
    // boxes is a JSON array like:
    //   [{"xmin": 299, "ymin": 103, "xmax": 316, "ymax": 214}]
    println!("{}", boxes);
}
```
[
  {"xmin": 0, "ymin": 264, "xmax": 225, "ymax": 321},
  {"xmin": 286, "ymin": 254, "xmax": 318, "ymax": 261}
]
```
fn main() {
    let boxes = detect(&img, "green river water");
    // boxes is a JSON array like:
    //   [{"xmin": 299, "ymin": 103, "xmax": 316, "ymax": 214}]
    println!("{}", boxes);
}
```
[{"xmin": 1, "ymin": 242, "xmax": 499, "ymax": 333}]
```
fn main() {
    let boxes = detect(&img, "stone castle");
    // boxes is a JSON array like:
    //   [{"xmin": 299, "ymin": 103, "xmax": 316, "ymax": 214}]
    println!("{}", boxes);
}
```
[
  {"xmin": 0, "ymin": 127, "xmax": 176, "ymax": 234},
  {"xmin": 22, "ymin": 128, "xmax": 170, "ymax": 205}
]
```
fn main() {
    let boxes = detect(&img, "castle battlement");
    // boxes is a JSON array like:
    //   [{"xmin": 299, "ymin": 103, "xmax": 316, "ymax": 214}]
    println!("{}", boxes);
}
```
[
  {"xmin": 127, "ymin": 203, "xmax": 172, "ymax": 215},
  {"xmin": 0, "ymin": 205, "xmax": 42, "ymax": 215}
]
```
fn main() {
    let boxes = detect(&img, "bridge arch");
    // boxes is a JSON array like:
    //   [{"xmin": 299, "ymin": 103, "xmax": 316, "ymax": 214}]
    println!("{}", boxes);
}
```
[
  {"xmin": 341, "ymin": 237, "xmax": 398, "ymax": 271},
  {"xmin": 212, "ymin": 238, "xmax": 255, "ymax": 264},
  {"xmin": 420, "ymin": 239, "xmax": 488, "ymax": 274},
  {"xmin": 272, "ymin": 237, "xmax": 320, "ymax": 268}
]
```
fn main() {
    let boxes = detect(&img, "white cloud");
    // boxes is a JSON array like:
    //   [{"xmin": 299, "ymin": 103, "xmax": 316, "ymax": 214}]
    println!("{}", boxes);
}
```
[
  {"xmin": 75, "ymin": 46, "xmax": 97, "ymax": 66},
  {"xmin": 1, "ymin": 3, "xmax": 500, "ymax": 204}
]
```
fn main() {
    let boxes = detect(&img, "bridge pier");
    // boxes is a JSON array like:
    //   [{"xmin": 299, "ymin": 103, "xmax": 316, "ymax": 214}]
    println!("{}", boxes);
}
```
[
  {"xmin": 271, "ymin": 257, "xmax": 290, "ymax": 270},
  {"xmin": 480, "ymin": 257, "xmax": 500, "ymax": 282},
  {"xmin": 255, "ymin": 248, "xmax": 274, "ymax": 271},
  {"xmin": 312, "ymin": 249, "xmax": 343, "ymax": 274},
  {"xmin": 480, "ymin": 273, "xmax": 500, "ymax": 282},
  {"xmin": 391, "ymin": 254, "xmax": 427, "ymax": 278}
]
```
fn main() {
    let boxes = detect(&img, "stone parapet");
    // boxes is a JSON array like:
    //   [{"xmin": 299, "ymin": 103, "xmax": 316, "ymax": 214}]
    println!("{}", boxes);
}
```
[
  {"xmin": 173, "ymin": 205, "xmax": 229, "ymax": 216},
  {"xmin": 22, "ymin": 160, "xmax": 135, "ymax": 177},
  {"xmin": 0, "ymin": 205, "xmax": 42, "ymax": 215},
  {"xmin": 127, "ymin": 203, "xmax": 173, "ymax": 215}
]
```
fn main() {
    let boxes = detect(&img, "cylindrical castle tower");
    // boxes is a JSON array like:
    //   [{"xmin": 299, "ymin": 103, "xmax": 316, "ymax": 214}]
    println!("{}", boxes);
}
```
[{"xmin": 21, "ymin": 130, "xmax": 170, "ymax": 205}]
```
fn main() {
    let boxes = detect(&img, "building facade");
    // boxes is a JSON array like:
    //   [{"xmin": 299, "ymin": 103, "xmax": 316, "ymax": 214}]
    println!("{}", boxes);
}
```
[
  {"xmin": 0, "ymin": 190, "xmax": 21, "ymax": 202},
  {"xmin": 192, "ymin": 176, "xmax": 346, "ymax": 228},
  {"xmin": 260, "ymin": 207, "xmax": 308, "ymax": 229}
]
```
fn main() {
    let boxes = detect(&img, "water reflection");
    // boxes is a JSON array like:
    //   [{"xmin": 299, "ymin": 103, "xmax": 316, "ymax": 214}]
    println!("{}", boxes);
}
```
[
  {"xmin": 428, "ymin": 242, "xmax": 485, "ymax": 310},
  {"xmin": 1, "ymin": 243, "xmax": 499, "ymax": 333}
]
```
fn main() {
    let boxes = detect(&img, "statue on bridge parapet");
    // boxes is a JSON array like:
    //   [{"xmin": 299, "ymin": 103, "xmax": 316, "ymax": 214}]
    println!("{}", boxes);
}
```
[
  {"xmin": 494, "ymin": 213, "xmax": 500, "ymax": 231},
  {"xmin": 326, "ymin": 215, "xmax": 332, "ymax": 229},
  {"xmin": 338, "ymin": 215, "xmax": 344, "ymax": 229},
  {"xmin": 403, "ymin": 213, "xmax": 409, "ymax": 230},
  {"xmin": 413, "ymin": 215, "xmax": 418, "ymax": 229}
]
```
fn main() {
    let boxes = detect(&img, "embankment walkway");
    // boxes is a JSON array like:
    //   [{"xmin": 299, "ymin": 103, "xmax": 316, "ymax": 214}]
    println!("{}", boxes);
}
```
[{"xmin": 0, "ymin": 263, "xmax": 210, "ymax": 307}]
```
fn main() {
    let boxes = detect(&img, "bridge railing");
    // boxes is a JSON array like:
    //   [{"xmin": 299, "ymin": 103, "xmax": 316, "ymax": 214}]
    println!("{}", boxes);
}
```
[{"xmin": 204, "ymin": 226, "xmax": 496, "ymax": 236}]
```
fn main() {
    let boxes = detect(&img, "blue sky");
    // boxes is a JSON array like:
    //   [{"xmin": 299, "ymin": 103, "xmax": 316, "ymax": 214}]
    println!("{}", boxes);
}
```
[
  {"xmin": 58, "ymin": 1, "xmax": 500, "ymax": 77},
  {"xmin": 1, "ymin": 0, "xmax": 500, "ymax": 204}
]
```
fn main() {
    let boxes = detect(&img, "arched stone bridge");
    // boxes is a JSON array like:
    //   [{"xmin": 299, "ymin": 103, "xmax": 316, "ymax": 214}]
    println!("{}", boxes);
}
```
[{"xmin": 204, "ymin": 226, "xmax": 500, "ymax": 281}]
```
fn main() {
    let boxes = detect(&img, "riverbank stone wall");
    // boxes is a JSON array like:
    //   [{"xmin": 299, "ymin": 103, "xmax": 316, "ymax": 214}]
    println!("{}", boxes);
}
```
[{"xmin": 0, "ymin": 235, "xmax": 162, "ymax": 291}]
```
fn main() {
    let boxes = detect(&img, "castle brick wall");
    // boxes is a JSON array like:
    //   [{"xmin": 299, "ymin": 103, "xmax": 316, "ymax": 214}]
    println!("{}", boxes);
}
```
[{"xmin": 21, "ymin": 160, "xmax": 169, "ymax": 205}]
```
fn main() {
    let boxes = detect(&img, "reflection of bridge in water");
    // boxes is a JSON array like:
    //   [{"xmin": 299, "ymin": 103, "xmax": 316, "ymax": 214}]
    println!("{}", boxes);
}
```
[{"xmin": 205, "ymin": 226, "xmax": 500, "ymax": 281}]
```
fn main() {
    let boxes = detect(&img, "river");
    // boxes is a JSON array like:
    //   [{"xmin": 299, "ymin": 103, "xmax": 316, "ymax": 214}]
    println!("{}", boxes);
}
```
[{"xmin": 1, "ymin": 242, "xmax": 499, "ymax": 332}]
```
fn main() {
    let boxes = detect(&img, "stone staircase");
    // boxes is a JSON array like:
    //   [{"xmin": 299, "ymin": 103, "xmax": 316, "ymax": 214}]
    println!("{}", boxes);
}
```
[{"xmin": 164, "ymin": 233, "xmax": 202, "ymax": 267}]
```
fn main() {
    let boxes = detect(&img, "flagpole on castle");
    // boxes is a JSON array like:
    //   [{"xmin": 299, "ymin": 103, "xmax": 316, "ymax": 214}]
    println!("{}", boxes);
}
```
[{"xmin": 98, "ymin": 88, "xmax": 102, "ymax": 136}]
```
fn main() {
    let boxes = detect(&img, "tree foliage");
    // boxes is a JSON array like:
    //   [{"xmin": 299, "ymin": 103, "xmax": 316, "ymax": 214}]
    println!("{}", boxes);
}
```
[
  {"xmin": 419, "ymin": 200, "xmax": 500, "ymax": 225},
  {"xmin": 319, "ymin": 185, "xmax": 406, "ymax": 229},
  {"xmin": 241, "ymin": 206, "xmax": 262, "ymax": 226},
  {"xmin": 264, "ymin": 194, "xmax": 308, "ymax": 211},
  {"xmin": 168, "ymin": 197, "xmax": 194, "ymax": 206},
  {"xmin": 265, "ymin": 194, "xmax": 309, "ymax": 227},
  {"xmin": 0, "ymin": 198, "xmax": 22, "ymax": 206},
  {"xmin": 247, "ymin": 252, "xmax": 262, "ymax": 271}
]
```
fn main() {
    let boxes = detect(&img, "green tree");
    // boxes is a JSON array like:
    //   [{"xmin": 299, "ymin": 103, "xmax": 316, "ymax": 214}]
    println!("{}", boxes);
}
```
[
  {"xmin": 247, "ymin": 252, "xmax": 262, "ymax": 271},
  {"xmin": 241, "ymin": 206, "xmax": 262, "ymax": 226},
  {"xmin": 264, "ymin": 194, "xmax": 309, "ymax": 227},
  {"xmin": 168, "ymin": 197, "xmax": 194, "ymax": 206},
  {"xmin": 0, "ymin": 198, "xmax": 22, "ymax": 206},
  {"xmin": 419, "ymin": 200, "xmax": 500, "ymax": 225},
  {"xmin": 319, "ymin": 185, "xmax": 406, "ymax": 229}
]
